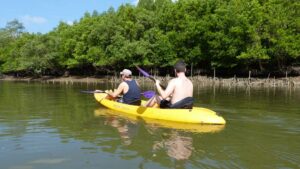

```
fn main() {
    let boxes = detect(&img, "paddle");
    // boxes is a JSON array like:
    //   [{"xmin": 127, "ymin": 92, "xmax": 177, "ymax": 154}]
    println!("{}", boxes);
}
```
[
  {"xmin": 135, "ymin": 66, "xmax": 166, "ymax": 89},
  {"xmin": 142, "ymin": 90, "xmax": 156, "ymax": 99},
  {"xmin": 80, "ymin": 90, "xmax": 105, "ymax": 94},
  {"xmin": 80, "ymin": 90, "xmax": 156, "ymax": 99}
]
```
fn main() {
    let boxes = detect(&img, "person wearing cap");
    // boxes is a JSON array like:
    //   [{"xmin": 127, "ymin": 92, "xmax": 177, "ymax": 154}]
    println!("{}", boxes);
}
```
[
  {"xmin": 106, "ymin": 69, "xmax": 141, "ymax": 105},
  {"xmin": 145, "ymin": 60, "xmax": 194, "ymax": 109}
]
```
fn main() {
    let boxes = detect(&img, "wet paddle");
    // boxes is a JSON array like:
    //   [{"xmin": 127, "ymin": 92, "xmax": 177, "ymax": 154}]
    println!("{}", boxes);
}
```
[
  {"xmin": 80, "ymin": 90, "xmax": 155, "ymax": 99},
  {"xmin": 135, "ymin": 66, "xmax": 166, "ymax": 89}
]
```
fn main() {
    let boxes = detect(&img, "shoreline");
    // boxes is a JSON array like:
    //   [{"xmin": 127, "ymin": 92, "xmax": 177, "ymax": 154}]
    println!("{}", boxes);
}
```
[{"xmin": 0, "ymin": 75, "xmax": 300, "ymax": 87}]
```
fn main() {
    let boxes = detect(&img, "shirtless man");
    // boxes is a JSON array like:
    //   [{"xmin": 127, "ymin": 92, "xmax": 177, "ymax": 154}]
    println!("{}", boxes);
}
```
[{"xmin": 145, "ymin": 60, "xmax": 194, "ymax": 109}]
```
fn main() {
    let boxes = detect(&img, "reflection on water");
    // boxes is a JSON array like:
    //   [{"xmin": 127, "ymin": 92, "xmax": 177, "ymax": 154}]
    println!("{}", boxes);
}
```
[
  {"xmin": 0, "ymin": 81, "xmax": 299, "ymax": 169},
  {"xmin": 152, "ymin": 131, "xmax": 193, "ymax": 161},
  {"xmin": 95, "ymin": 108, "xmax": 224, "ymax": 160},
  {"xmin": 94, "ymin": 109, "xmax": 225, "ymax": 133},
  {"xmin": 103, "ymin": 115, "xmax": 136, "ymax": 146},
  {"xmin": 95, "ymin": 109, "xmax": 196, "ymax": 168}
]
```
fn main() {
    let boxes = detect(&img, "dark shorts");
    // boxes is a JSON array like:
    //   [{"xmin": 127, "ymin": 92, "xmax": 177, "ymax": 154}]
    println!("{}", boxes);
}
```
[
  {"xmin": 160, "ymin": 97, "xmax": 194, "ymax": 109},
  {"xmin": 129, "ymin": 100, "xmax": 141, "ymax": 106}
]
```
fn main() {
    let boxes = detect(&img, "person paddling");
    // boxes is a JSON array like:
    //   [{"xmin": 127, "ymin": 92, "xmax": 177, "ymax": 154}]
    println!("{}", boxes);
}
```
[
  {"xmin": 106, "ymin": 69, "xmax": 141, "ymax": 105},
  {"xmin": 145, "ymin": 60, "xmax": 194, "ymax": 109}
]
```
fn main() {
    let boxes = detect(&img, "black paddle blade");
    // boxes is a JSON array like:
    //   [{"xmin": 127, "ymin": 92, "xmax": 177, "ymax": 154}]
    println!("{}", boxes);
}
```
[{"xmin": 80, "ymin": 90, "xmax": 104, "ymax": 94}]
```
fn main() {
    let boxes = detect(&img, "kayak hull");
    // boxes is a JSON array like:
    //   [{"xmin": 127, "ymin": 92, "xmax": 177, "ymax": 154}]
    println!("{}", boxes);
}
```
[{"xmin": 94, "ymin": 93, "xmax": 226, "ymax": 125}]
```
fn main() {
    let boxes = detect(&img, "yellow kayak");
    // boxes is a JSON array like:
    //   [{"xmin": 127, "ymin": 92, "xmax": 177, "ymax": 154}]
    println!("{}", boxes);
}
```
[{"xmin": 94, "ymin": 93, "xmax": 226, "ymax": 125}]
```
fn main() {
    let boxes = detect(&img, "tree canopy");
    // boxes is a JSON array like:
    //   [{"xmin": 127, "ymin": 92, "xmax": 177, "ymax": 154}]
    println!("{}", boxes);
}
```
[{"xmin": 0, "ymin": 0, "xmax": 299, "ymax": 76}]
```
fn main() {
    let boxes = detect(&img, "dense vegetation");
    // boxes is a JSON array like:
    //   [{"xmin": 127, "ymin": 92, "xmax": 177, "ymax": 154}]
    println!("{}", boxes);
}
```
[{"xmin": 0, "ymin": 0, "xmax": 299, "ymax": 77}]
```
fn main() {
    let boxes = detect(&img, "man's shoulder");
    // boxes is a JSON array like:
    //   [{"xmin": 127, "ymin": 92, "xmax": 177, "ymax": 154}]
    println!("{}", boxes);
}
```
[
  {"xmin": 171, "ymin": 77, "xmax": 191, "ymax": 82},
  {"xmin": 119, "ymin": 81, "xmax": 128, "ymax": 87},
  {"xmin": 169, "ymin": 78, "xmax": 179, "ymax": 83}
]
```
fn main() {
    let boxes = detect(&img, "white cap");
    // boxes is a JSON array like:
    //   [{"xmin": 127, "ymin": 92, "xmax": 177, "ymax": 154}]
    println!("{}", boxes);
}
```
[{"xmin": 120, "ymin": 69, "xmax": 132, "ymax": 76}]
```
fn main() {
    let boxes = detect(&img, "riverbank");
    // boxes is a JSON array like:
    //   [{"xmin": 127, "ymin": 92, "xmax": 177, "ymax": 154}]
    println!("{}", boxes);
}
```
[
  {"xmin": 189, "ymin": 76, "xmax": 300, "ymax": 87},
  {"xmin": 0, "ymin": 75, "xmax": 104, "ymax": 85},
  {"xmin": 1, "ymin": 75, "xmax": 300, "ymax": 87}
]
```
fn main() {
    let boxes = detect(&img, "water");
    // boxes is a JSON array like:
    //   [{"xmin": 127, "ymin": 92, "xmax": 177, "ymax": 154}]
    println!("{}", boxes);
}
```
[{"xmin": 0, "ymin": 81, "xmax": 299, "ymax": 169}]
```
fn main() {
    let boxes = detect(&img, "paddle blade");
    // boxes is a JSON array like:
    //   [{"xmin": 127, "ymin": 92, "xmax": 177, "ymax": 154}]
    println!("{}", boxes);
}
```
[
  {"xmin": 80, "ymin": 90, "xmax": 104, "ymax": 94},
  {"xmin": 136, "ymin": 66, "xmax": 150, "ymax": 77},
  {"xmin": 142, "ymin": 90, "xmax": 156, "ymax": 99}
]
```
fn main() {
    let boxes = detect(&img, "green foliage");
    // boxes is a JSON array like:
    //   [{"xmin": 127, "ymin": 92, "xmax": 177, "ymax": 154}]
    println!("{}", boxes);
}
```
[
  {"xmin": 138, "ymin": 0, "xmax": 155, "ymax": 10},
  {"xmin": 0, "ymin": 0, "xmax": 299, "ymax": 76}
]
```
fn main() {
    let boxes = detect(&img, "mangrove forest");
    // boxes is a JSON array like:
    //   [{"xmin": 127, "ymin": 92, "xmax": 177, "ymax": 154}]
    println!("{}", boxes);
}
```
[{"xmin": 0, "ymin": 0, "xmax": 299, "ymax": 77}]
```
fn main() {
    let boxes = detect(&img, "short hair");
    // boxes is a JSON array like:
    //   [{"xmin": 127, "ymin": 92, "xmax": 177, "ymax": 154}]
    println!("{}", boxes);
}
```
[{"xmin": 174, "ymin": 60, "xmax": 186, "ymax": 72}]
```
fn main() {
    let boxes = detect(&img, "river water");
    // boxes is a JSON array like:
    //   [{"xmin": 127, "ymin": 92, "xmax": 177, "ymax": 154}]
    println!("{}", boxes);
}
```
[{"xmin": 0, "ymin": 81, "xmax": 299, "ymax": 169}]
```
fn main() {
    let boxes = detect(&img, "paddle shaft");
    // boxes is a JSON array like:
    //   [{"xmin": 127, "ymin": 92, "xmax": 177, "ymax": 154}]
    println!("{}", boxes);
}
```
[
  {"xmin": 81, "ymin": 90, "xmax": 155, "ymax": 99},
  {"xmin": 136, "ymin": 66, "xmax": 166, "ymax": 89}
]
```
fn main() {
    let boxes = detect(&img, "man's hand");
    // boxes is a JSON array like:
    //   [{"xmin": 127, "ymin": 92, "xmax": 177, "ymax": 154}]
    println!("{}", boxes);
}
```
[
  {"xmin": 155, "ymin": 80, "xmax": 161, "ymax": 87},
  {"xmin": 105, "ymin": 89, "xmax": 113, "ymax": 95}
]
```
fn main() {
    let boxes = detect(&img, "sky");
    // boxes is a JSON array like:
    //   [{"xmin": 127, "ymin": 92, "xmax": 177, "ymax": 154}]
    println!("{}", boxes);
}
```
[{"xmin": 0, "ymin": 0, "xmax": 139, "ymax": 33}]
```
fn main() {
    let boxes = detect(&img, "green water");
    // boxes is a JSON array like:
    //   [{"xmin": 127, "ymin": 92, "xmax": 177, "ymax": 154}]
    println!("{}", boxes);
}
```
[{"xmin": 0, "ymin": 81, "xmax": 299, "ymax": 169}]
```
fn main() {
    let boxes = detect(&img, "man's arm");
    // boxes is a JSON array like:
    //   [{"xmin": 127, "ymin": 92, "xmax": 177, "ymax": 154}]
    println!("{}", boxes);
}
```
[
  {"xmin": 108, "ymin": 82, "xmax": 125, "ymax": 98},
  {"xmin": 156, "ymin": 79, "xmax": 175, "ymax": 99}
]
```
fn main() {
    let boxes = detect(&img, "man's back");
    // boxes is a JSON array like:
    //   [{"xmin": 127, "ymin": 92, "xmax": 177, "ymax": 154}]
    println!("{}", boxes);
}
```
[{"xmin": 170, "ymin": 76, "xmax": 193, "ymax": 104}]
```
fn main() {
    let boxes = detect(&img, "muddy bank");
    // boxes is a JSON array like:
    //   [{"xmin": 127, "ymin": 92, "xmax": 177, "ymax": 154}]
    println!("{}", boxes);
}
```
[
  {"xmin": 0, "ymin": 75, "xmax": 105, "ymax": 85},
  {"xmin": 1, "ymin": 75, "xmax": 300, "ymax": 87},
  {"xmin": 188, "ymin": 76, "xmax": 300, "ymax": 87}
]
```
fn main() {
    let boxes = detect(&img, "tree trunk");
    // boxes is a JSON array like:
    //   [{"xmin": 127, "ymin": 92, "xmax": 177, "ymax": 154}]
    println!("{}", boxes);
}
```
[{"xmin": 258, "ymin": 59, "xmax": 265, "ymax": 71}]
